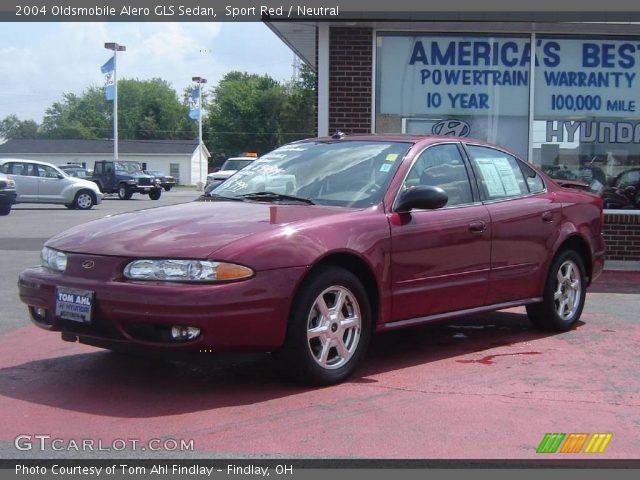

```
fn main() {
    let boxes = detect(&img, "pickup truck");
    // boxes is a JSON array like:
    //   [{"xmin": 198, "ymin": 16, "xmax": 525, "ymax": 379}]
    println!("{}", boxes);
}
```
[{"xmin": 92, "ymin": 160, "xmax": 162, "ymax": 200}]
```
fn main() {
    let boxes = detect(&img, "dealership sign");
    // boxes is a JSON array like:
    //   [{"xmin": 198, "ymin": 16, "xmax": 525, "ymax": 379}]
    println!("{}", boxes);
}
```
[{"xmin": 376, "ymin": 34, "xmax": 640, "ymax": 119}]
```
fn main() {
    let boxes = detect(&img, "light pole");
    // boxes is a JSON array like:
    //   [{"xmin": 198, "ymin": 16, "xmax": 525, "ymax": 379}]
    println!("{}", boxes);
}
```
[
  {"xmin": 105, "ymin": 42, "xmax": 126, "ymax": 161},
  {"xmin": 192, "ymin": 76, "xmax": 207, "ymax": 190}
]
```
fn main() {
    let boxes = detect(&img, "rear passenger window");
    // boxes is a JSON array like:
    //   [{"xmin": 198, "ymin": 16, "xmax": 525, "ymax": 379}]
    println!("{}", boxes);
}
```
[
  {"xmin": 466, "ymin": 145, "xmax": 528, "ymax": 200},
  {"xmin": 519, "ymin": 161, "xmax": 545, "ymax": 193}
]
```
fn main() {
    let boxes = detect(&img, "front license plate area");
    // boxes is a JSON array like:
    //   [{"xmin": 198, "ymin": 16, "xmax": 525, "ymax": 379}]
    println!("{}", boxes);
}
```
[{"xmin": 55, "ymin": 287, "xmax": 94, "ymax": 323}]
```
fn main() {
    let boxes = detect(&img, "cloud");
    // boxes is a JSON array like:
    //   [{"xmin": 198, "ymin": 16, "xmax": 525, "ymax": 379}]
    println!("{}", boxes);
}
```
[{"xmin": 0, "ymin": 22, "xmax": 293, "ymax": 122}]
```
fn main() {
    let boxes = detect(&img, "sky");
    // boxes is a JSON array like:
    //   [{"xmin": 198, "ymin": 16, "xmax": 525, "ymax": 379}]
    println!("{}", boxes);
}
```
[{"xmin": 0, "ymin": 22, "xmax": 295, "ymax": 123}]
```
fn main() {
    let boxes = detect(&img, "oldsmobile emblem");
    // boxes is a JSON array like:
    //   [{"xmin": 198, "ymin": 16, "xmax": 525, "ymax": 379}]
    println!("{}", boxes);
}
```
[{"xmin": 81, "ymin": 260, "xmax": 95, "ymax": 269}]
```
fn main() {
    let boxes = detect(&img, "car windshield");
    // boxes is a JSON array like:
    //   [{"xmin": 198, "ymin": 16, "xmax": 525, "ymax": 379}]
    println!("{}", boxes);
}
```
[
  {"xmin": 221, "ymin": 159, "xmax": 254, "ymax": 171},
  {"xmin": 213, "ymin": 140, "xmax": 412, "ymax": 207},
  {"xmin": 115, "ymin": 162, "xmax": 144, "ymax": 173}
]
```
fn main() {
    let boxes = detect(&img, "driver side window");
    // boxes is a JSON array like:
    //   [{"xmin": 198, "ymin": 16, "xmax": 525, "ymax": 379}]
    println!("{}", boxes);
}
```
[{"xmin": 404, "ymin": 144, "xmax": 473, "ymax": 207}]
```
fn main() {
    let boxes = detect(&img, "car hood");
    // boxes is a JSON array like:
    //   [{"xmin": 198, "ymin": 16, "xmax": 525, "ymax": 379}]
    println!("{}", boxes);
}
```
[
  {"xmin": 69, "ymin": 177, "xmax": 100, "ymax": 190},
  {"xmin": 46, "ymin": 200, "xmax": 348, "ymax": 258}
]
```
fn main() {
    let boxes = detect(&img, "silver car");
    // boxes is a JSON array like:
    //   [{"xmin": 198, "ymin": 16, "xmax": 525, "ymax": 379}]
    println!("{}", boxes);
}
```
[{"xmin": 0, "ymin": 158, "xmax": 103, "ymax": 210}]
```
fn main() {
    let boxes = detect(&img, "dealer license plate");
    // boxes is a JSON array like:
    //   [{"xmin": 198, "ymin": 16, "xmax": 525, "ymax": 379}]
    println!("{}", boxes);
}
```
[{"xmin": 55, "ymin": 287, "xmax": 94, "ymax": 323}]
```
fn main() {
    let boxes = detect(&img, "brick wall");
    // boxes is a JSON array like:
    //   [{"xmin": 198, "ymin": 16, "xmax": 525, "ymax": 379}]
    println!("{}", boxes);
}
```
[
  {"xmin": 603, "ymin": 213, "xmax": 640, "ymax": 261},
  {"xmin": 328, "ymin": 27, "xmax": 373, "ymax": 134}
]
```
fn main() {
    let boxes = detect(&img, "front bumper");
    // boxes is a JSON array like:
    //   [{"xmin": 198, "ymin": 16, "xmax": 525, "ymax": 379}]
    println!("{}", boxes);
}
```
[
  {"xmin": 18, "ymin": 259, "xmax": 307, "ymax": 352},
  {"xmin": 0, "ymin": 190, "xmax": 17, "ymax": 204},
  {"xmin": 131, "ymin": 185, "xmax": 162, "ymax": 194}
]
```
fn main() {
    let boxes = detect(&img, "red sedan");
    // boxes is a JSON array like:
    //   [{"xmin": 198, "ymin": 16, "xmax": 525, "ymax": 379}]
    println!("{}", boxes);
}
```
[{"xmin": 18, "ymin": 136, "xmax": 605, "ymax": 385}]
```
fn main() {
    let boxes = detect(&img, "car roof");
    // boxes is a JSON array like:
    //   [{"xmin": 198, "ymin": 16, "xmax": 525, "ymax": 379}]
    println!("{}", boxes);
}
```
[
  {"xmin": 296, "ymin": 135, "xmax": 520, "ymax": 157},
  {"xmin": 307, "ymin": 134, "xmax": 484, "ymax": 143},
  {"xmin": 0, "ymin": 157, "xmax": 60, "ymax": 168}
]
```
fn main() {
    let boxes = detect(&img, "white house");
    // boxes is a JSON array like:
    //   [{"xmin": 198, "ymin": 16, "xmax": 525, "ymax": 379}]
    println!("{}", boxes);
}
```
[{"xmin": 0, "ymin": 138, "xmax": 210, "ymax": 185}]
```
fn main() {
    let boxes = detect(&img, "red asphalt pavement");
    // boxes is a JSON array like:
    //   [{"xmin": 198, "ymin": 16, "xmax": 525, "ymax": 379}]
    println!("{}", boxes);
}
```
[{"xmin": 0, "ymin": 272, "xmax": 638, "ymax": 459}]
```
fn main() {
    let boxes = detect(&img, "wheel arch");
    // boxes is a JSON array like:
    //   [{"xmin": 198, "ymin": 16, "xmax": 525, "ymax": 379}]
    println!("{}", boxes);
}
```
[
  {"xmin": 289, "ymin": 251, "xmax": 381, "ymax": 331},
  {"xmin": 553, "ymin": 234, "xmax": 593, "ymax": 285}
]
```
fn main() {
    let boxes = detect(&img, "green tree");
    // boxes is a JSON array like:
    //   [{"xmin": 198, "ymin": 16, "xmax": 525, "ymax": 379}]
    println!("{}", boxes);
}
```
[
  {"xmin": 41, "ymin": 89, "xmax": 110, "ymax": 139},
  {"xmin": 117, "ymin": 78, "xmax": 192, "ymax": 140},
  {"xmin": 40, "ymin": 79, "xmax": 192, "ymax": 140},
  {"xmin": 0, "ymin": 114, "xmax": 40, "ymax": 140},
  {"xmin": 280, "ymin": 63, "xmax": 316, "ymax": 144},
  {"xmin": 205, "ymin": 68, "xmax": 316, "ymax": 164}
]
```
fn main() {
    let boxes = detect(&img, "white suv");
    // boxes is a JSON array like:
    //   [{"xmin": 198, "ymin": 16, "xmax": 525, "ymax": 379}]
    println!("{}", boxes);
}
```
[{"xmin": 0, "ymin": 158, "xmax": 103, "ymax": 210}]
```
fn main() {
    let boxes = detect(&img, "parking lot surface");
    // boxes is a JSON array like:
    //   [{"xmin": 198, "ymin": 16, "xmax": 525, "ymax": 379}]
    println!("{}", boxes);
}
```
[{"xmin": 0, "ymin": 190, "xmax": 638, "ymax": 459}]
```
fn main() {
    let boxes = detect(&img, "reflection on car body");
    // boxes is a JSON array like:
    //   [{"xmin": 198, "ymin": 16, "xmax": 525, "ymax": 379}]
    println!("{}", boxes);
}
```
[{"xmin": 18, "ymin": 136, "xmax": 605, "ymax": 385}]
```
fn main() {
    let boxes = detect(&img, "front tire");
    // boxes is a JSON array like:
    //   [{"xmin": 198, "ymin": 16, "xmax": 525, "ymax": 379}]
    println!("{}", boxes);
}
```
[
  {"xmin": 276, "ymin": 266, "xmax": 371, "ymax": 385},
  {"xmin": 73, "ymin": 190, "xmax": 95, "ymax": 210},
  {"xmin": 526, "ymin": 250, "xmax": 586, "ymax": 331},
  {"xmin": 118, "ymin": 184, "xmax": 132, "ymax": 200},
  {"xmin": 149, "ymin": 189, "xmax": 162, "ymax": 200},
  {"xmin": 164, "ymin": 186, "xmax": 172, "ymax": 192},
  {"xmin": 0, "ymin": 203, "xmax": 11, "ymax": 215}
]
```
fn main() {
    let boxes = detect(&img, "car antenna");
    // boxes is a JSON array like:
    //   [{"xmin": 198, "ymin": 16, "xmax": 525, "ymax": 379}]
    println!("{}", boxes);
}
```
[{"xmin": 331, "ymin": 130, "xmax": 346, "ymax": 139}]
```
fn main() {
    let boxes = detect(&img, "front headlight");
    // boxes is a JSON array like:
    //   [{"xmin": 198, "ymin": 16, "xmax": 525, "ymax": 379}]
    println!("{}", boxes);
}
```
[
  {"xmin": 41, "ymin": 246, "xmax": 67, "ymax": 272},
  {"xmin": 123, "ymin": 259, "xmax": 254, "ymax": 283}
]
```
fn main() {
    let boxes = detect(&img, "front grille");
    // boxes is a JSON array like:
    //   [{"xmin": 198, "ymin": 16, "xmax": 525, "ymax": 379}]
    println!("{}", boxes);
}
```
[
  {"xmin": 59, "ymin": 316, "xmax": 125, "ymax": 340},
  {"xmin": 138, "ymin": 177, "xmax": 152, "ymax": 186}
]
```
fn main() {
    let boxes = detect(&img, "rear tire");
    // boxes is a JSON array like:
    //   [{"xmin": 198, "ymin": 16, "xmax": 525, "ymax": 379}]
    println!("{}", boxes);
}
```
[
  {"xmin": 275, "ymin": 266, "xmax": 371, "ymax": 386},
  {"xmin": 526, "ymin": 250, "xmax": 586, "ymax": 331}
]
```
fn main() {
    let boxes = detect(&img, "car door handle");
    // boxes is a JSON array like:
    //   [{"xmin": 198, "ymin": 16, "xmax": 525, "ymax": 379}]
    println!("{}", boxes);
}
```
[
  {"xmin": 541, "ymin": 211, "xmax": 554, "ymax": 223},
  {"xmin": 469, "ymin": 221, "xmax": 486, "ymax": 233}
]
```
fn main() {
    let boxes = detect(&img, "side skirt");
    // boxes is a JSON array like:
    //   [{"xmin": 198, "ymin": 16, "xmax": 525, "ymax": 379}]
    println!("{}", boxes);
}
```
[{"xmin": 379, "ymin": 298, "xmax": 543, "ymax": 331}]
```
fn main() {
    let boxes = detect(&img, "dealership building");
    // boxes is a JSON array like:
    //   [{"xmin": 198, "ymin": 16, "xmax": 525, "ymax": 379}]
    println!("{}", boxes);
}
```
[{"xmin": 268, "ymin": 15, "xmax": 640, "ymax": 265}]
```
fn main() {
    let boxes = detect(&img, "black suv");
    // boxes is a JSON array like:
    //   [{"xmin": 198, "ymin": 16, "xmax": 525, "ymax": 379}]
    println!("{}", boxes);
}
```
[
  {"xmin": 0, "ymin": 172, "xmax": 17, "ymax": 215},
  {"xmin": 92, "ymin": 160, "xmax": 162, "ymax": 200}
]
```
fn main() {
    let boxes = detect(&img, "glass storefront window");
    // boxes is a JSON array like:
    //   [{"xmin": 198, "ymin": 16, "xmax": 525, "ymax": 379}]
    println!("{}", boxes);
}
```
[
  {"xmin": 532, "ymin": 36, "xmax": 640, "ymax": 210},
  {"xmin": 375, "ymin": 33, "xmax": 531, "ymax": 158}
]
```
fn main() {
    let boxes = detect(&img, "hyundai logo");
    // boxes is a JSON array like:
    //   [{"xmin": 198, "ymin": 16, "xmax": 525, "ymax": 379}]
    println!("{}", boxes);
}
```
[
  {"xmin": 81, "ymin": 260, "xmax": 95, "ymax": 269},
  {"xmin": 432, "ymin": 119, "xmax": 471, "ymax": 137}
]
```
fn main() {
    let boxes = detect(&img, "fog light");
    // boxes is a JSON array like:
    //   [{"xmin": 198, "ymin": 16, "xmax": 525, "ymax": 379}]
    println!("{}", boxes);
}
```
[
  {"xmin": 29, "ymin": 305, "xmax": 53, "ymax": 327},
  {"xmin": 170, "ymin": 326, "xmax": 200, "ymax": 341}
]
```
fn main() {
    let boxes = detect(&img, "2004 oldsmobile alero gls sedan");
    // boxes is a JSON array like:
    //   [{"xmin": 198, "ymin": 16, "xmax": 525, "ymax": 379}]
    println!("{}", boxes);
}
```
[{"xmin": 18, "ymin": 135, "xmax": 605, "ymax": 385}]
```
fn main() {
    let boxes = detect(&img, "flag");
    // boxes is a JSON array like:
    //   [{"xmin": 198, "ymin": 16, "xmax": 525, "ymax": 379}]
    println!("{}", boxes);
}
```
[
  {"xmin": 188, "ymin": 87, "xmax": 201, "ymax": 120},
  {"xmin": 101, "ymin": 55, "xmax": 115, "ymax": 101}
]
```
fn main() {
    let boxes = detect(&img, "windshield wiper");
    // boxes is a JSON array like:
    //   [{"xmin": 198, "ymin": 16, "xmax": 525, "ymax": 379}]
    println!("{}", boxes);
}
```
[
  {"xmin": 238, "ymin": 191, "xmax": 315, "ymax": 205},
  {"xmin": 199, "ymin": 193, "xmax": 246, "ymax": 202}
]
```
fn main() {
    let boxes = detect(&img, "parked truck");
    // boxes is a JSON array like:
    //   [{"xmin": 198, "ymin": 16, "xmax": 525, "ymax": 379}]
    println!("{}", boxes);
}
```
[{"xmin": 92, "ymin": 160, "xmax": 162, "ymax": 200}]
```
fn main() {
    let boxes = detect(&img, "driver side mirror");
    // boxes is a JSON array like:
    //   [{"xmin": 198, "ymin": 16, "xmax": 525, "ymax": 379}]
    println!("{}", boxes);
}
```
[
  {"xmin": 56, "ymin": 174, "xmax": 64, "ymax": 179},
  {"xmin": 395, "ymin": 186, "xmax": 448, "ymax": 212}
]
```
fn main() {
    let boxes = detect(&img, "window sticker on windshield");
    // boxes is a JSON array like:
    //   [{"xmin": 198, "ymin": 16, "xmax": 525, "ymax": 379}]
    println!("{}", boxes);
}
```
[
  {"xmin": 276, "ymin": 145, "xmax": 308, "ymax": 152},
  {"xmin": 379, "ymin": 163, "xmax": 392, "ymax": 173},
  {"xmin": 260, "ymin": 153, "xmax": 286, "ymax": 161},
  {"xmin": 386, "ymin": 153, "xmax": 399, "ymax": 162}
]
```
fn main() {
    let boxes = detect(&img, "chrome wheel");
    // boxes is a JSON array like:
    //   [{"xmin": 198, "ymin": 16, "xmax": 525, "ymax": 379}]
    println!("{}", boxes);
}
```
[
  {"xmin": 76, "ymin": 192, "xmax": 93, "ymax": 209},
  {"xmin": 306, "ymin": 285, "xmax": 361, "ymax": 370},
  {"xmin": 553, "ymin": 259, "xmax": 582, "ymax": 320}
]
